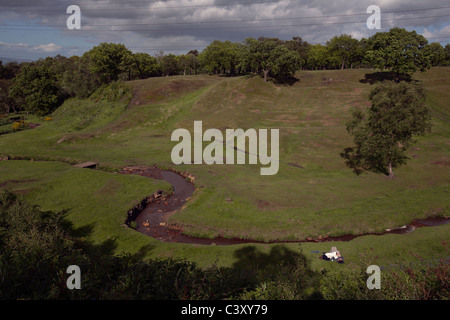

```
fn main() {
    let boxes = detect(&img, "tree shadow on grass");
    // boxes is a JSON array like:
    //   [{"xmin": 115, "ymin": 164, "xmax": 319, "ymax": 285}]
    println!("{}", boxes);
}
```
[
  {"xmin": 359, "ymin": 71, "xmax": 413, "ymax": 84},
  {"xmin": 231, "ymin": 245, "xmax": 323, "ymax": 299},
  {"xmin": 271, "ymin": 75, "xmax": 300, "ymax": 86},
  {"xmin": 63, "ymin": 219, "xmax": 96, "ymax": 238},
  {"xmin": 232, "ymin": 245, "xmax": 301, "ymax": 270}
]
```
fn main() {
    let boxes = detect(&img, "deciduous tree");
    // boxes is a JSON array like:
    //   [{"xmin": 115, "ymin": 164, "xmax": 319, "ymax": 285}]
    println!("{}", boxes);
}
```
[
  {"xmin": 365, "ymin": 28, "xmax": 431, "ymax": 79},
  {"xmin": 239, "ymin": 37, "xmax": 301, "ymax": 81},
  {"xmin": 9, "ymin": 64, "xmax": 64, "ymax": 115},
  {"xmin": 424, "ymin": 42, "xmax": 447, "ymax": 67},
  {"xmin": 86, "ymin": 43, "xmax": 133, "ymax": 83},
  {"xmin": 132, "ymin": 52, "xmax": 160, "ymax": 79},
  {"xmin": 341, "ymin": 81, "xmax": 432, "ymax": 178},
  {"xmin": 160, "ymin": 54, "xmax": 179, "ymax": 76},
  {"xmin": 326, "ymin": 34, "xmax": 359, "ymax": 70},
  {"xmin": 199, "ymin": 40, "xmax": 240, "ymax": 75}
]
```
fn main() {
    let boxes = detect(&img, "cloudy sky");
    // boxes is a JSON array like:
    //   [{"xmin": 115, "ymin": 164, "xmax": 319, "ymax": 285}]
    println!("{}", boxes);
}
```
[{"xmin": 0, "ymin": 0, "xmax": 449, "ymax": 61}]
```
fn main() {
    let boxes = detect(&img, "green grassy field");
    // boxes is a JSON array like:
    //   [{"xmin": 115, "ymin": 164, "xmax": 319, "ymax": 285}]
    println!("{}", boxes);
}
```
[{"xmin": 0, "ymin": 68, "xmax": 448, "ymax": 271}]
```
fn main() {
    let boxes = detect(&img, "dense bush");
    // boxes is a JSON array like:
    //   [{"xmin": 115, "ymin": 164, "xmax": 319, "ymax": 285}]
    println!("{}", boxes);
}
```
[
  {"xmin": 50, "ymin": 81, "xmax": 132, "ymax": 132},
  {"xmin": 9, "ymin": 64, "xmax": 66, "ymax": 116},
  {"xmin": 89, "ymin": 80, "xmax": 132, "ymax": 103},
  {"xmin": 320, "ymin": 257, "xmax": 449, "ymax": 300},
  {"xmin": 11, "ymin": 120, "xmax": 28, "ymax": 131}
]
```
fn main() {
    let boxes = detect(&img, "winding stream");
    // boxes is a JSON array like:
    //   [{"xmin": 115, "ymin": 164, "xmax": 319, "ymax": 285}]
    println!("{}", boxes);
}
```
[{"xmin": 121, "ymin": 165, "xmax": 449, "ymax": 245}]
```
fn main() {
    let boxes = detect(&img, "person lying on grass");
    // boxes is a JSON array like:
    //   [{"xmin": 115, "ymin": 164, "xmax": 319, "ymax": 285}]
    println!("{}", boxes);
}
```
[{"xmin": 321, "ymin": 251, "xmax": 344, "ymax": 263}]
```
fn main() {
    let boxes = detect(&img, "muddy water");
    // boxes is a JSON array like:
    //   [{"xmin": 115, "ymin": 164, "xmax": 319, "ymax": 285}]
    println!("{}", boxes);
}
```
[
  {"xmin": 120, "ymin": 166, "xmax": 268, "ymax": 245},
  {"xmin": 121, "ymin": 166, "xmax": 449, "ymax": 245}
]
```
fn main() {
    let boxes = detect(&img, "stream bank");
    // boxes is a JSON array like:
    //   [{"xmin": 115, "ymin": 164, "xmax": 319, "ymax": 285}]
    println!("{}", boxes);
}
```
[{"xmin": 121, "ymin": 165, "xmax": 449, "ymax": 245}]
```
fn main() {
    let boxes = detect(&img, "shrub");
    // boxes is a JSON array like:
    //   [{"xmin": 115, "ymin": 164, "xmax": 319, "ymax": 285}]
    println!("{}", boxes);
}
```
[
  {"xmin": 319, "ymin": 255, "xmax": 449, "ymax": 300},
  {"xmin": 11, "ymin": 120, "xmax": 28, "ymax": 131}
]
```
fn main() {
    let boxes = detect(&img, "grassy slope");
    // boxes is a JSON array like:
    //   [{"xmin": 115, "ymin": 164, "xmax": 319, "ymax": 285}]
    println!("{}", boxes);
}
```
[
  {"xmin": 0, "ymin": 160, "xmax": 172, "ymax": 254},
  {"xmin": 0, "ymin": 69, "xmax": 448, "ymax": 270},
  {"xmin": 170, "ymin": 70, "xmax": 449, "ymax": 241}
]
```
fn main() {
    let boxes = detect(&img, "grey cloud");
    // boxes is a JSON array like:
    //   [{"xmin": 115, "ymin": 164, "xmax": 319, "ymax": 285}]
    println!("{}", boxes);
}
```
[{"xmin": 0, "ymin": 0, "xmax": 449, "ymax": 60}]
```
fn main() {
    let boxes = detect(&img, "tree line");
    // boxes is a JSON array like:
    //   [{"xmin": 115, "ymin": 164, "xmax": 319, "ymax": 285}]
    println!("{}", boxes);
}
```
[{"xmin": 1, "ymin": 27, "xmax": 449, "ymax": 116}]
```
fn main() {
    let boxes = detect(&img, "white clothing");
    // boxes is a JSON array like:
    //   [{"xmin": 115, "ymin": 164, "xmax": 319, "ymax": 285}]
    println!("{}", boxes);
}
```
[{"xmin": 325, "ymin": 252, "xmax": 340, "ymax": 260}]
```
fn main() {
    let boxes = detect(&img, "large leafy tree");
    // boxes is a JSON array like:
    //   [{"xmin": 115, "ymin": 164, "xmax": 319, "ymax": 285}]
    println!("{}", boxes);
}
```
[
  {"xmin": 0, "ymin": 80, "xmax": 18, "ymax": 114},
  {"xmin": 85, "ymin": 42, "xmax": 133, "ymax": 83},
  {"xmin": 60, "ymin": 55, "xmax": 101, "ymax": 98},
  {"xmin": 341, "ymin": 81, "xmax": 432, "ymax": 178},
  {"xmin": 270, "ymin": 45, "xmax": 303, "ymax": 79},
  {"xmin": 160, "ymin": 53, "xmax": 179, "ymax": 76},
  {"xmin": 9, "ymin": 64, "xmax": 64, "ymax": 116},
  {"xmin": 424, "ymin": 42, "xmax": 447, "ymax": 67},
  {"xmin": 239, "ymin": 37, "xmax": 301, "ymax": 81},
  {"xmin": 131, "ymin": 52, "xmax": 160, "ymax": 79},
  {"xmin": 307, "ymin": 44, "xmax": 328, "ymax": 70},
  {"xmin": 199, "ymin": 40, "xmax": 240, "ymax": 75},
  {"xmin": 0, "ymin": 61, "xmax": 23, "ymax": 114},
  {"xmin": 326, "ymin": 34, "xmax": 360, "ymax": 70},
  {"xmin": 365, "ymin": 27, "xmax": 431, "ymax": 78},
  {"xmin": 285, "ymin": 36, "xmax": 310, "ymax": 70},
  {"xmin": 178, "ymin": 52, "xmax": 199, "ymax": 75},
  {"xmin": 0, "ymin": 61, "xmax": 21, "ymax": 80},
  {"xmin": 445, "ymin": 44, "xmax": 450, "ymax": 66},
  {"xmin": 36, "ymin": 54, "xmax": 101, "ymax": 99}
]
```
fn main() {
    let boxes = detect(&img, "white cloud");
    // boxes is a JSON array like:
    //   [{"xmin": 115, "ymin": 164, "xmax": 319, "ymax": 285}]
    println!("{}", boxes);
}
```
[
  {"xmin": 0, "ymin": 41, "xmax": 62, "ymax": 57},
  {"xmin": 422, "ymin": 25, "xmax": 450, "ymax": 40},
  {"xmin": 34, "ymin": 43, "xmax": 62, "ymax": 52}
]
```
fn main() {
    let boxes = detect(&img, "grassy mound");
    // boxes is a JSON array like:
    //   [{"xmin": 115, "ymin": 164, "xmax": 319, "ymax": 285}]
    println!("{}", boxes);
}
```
[{"xmin": 50, "ymin": 81, "xmax": 132, "ymax": 133}]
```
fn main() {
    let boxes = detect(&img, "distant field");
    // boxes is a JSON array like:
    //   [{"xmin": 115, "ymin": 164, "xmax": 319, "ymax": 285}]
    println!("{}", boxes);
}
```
[{"xmin": 0, "ymin": 68, "xmax": 448, "ymax": 269}]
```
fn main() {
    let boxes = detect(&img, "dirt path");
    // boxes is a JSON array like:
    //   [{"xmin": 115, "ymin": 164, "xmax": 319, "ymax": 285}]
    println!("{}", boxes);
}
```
[{"xmin": 120, "ymin": 165, "xmax": 449, "ymax": 245}]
